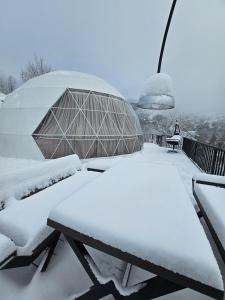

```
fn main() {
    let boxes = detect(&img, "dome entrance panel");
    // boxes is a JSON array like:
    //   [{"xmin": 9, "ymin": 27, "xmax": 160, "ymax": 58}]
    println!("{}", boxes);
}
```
[{"xmin": 32, "ymin": 89, "xmax": 143, "ymax": 159}]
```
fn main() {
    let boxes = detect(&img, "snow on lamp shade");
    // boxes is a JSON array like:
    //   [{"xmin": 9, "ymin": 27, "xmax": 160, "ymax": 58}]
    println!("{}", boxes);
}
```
[{"xmin": 138, "ymin": 73, "xmax": 175, "ymax": 110}]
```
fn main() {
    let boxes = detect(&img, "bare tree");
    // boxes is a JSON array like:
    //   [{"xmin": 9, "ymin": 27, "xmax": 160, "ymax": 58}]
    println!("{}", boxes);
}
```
[
  {"xmin": 21, "ymin": 56, "xmax": 52, "ymax": 82},
  {"xmin": 7, "ymin": 76, "xmax": 17, "ymax": 93},
  {"xmin": 0, "ymin": 75, "xmax": 17, "ymax": 94}
]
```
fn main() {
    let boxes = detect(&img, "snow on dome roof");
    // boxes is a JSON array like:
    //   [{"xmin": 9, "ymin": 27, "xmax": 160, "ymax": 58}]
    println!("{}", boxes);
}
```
[
  {"xmin": 3, "ymin": 70, "xmax": 124, "ymax": 110},
  {"xmin": 20, "ymin": 70, "xmax": 124, "ymax": 98}
]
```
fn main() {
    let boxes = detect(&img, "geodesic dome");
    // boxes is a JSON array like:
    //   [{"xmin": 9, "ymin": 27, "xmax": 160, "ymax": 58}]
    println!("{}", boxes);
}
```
[{"xmin": 0, "ymin": 71, "xmax": 143, "ymax": 159}]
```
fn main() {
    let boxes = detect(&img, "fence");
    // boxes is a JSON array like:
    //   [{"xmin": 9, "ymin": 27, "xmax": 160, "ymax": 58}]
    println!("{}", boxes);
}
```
[
  {"xmin": 182, "ymin": 137, "xmax": 225, "ymax": 176},
  {"xmin": 143, "ymin": 133, "xmax": 168, "ymax": 147}
]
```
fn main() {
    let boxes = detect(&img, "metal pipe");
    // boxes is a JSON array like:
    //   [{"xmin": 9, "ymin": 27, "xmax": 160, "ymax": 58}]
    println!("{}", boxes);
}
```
[{"xmin": 157, "ymin": 0, "xmax": 178, "ymax": 73}]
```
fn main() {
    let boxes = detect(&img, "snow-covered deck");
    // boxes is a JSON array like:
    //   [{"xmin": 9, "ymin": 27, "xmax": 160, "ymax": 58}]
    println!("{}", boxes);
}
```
[{"xmin": 0, "ymin": 143, "xmax": 223, "ymax": 300}]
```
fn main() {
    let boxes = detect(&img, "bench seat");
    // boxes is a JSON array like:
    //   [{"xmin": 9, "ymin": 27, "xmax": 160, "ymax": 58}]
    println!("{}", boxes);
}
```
[
  {"xmin": 0, "ymin": 154, "xmax": 81, "ymax": 203},
  {"xmin": 194, "ymin": 183, "xmax": 225, "ymax": 249},
  {"xmin": 0, "ymin": 171, "xmax": 99, "ymax": 256}
]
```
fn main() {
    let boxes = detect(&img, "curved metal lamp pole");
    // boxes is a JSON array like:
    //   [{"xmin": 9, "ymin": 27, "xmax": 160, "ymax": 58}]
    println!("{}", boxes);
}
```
[
  {"xmin": 157, "ymin": 0, "xmax": 177, "ymax": 73},
  {"xmin": 138, "ymin": 0, "xmax": 177, "ymax": 109}
]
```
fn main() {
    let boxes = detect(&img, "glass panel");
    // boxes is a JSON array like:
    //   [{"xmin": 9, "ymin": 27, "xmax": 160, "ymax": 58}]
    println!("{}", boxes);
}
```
[
  {"xmin": 51, "ymin": 139, "xmax": 74, "ymax": 159},
  {"xmin": 33, "ymin": 110, "xmax": 63, "ymax": 136},
  {"xmin": 33, "ymin": 137, "xmax": 62, "ymax": 159},
  {"xmin": 51, "ymin": 107, "xmax": 79, "ymax": 134},
  {"xmin": 53, "ymin": 90, "xmax": 79, "ymax": 109}
]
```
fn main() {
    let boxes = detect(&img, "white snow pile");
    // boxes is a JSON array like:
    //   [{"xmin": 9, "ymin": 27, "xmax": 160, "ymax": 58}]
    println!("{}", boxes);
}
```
[
  {"xmin": 49, "ymin": 161, "xmax": 223, "ymax": 291},
  {"xmin": 140, "ymin": 73, "xmax": 173, "ymax": 98},
  {"xmin": 0, "ymin": 171, "xmax": 99, "ymax": 256},
  {"xmin": 193, "ymin": 173, "xmax": 225, "ymax": 185},
  {"xmin": 0, "ymin": 154, "xmax": 81, "ymax": 205},
  {"xmin": 0, "ymin": 233, "xmax": 16, "ymax": 263},
  {"xmin": 138, "ymin": 73, "xmax": 174, "ymax": 109},
  {"xmin": 85, "ymin": 255, "xmax": 146, "ymax": 296}
]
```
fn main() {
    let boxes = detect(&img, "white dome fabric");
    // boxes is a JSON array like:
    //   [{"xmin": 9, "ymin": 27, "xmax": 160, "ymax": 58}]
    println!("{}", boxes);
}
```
[
  {"xmin": 20, "ymin": 71, "xmax": 124, "ymax": 97},
  {"xmin": 0, "ymin": 71, "xmax": 143, "ymax": 159},
  {"xmin": 0, "ymin": 92, "xmax": 6, "ymax": 108}
]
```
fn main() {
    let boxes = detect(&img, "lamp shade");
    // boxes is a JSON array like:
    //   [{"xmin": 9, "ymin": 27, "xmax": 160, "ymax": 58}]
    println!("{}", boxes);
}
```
[{"xmin": 138, "ymin": 73, "xmax": 175, "ymax": 110}]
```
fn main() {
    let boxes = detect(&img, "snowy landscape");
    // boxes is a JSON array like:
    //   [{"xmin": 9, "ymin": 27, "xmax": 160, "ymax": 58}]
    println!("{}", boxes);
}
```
[
  {"xmin": 136, "ymin": 109, "xmax": 225, "ymax": 150},
  {"xmin": 0, "ymin": 144, "xmax": 222, "ymax": 300},
  {"xmin": 1, "ymin": 0, "xmax": 225, "ymax": 299},
  {"xmin": 0, "ymin": 144, "xmax": 224, "ymax": 300}
]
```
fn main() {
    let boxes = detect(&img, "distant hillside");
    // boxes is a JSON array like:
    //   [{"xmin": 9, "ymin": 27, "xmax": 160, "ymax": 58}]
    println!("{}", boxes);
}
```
[{"xmin": 136, "ymin": 109, "xmax": 225, "ymax": 149}]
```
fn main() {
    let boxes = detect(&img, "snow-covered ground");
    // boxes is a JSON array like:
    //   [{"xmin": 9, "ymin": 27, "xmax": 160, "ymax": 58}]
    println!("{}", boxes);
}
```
[
  {"xmin": 0, "ymin": 143, "xmax": 223, "ymax": 300},
  {"xmin": 84, "ymin": 143, "xmax": 201, "ymax": 204},
  {"xmin": 134, "ymin": 143, "xmax": 201, "ymax": 204}
]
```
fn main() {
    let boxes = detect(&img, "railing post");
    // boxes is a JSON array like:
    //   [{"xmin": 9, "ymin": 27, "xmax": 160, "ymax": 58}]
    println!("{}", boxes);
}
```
[
  {"xmin": 211, "ymin": 149, "xmax": 218, "ymax": 175},
  {"xmin": 193, "ymin": 141, "xmax": 198, "ymax": 161},
  {"xmin": 182, "ymin": 137, "xmax": 187, "ymax": 153}
]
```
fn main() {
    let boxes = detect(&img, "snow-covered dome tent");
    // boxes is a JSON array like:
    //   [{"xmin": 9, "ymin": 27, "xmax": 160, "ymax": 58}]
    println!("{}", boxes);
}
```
[
  {"xmin": 0, "ymin": 71, "xmax": 143, "ymax": 159},
  {"xmin": 0, "ymin": 92, "xmax": 6, "ymax": 107}
]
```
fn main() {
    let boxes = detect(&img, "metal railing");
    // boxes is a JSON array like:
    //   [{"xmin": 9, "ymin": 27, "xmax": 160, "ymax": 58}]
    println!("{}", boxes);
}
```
[
  {"xmin": 182, "ymin": 137, "xmax": 225, "ymax": 176},
  {"xmin": 143, "ymin": 133, "xmax": 168, "ymax": 147}
]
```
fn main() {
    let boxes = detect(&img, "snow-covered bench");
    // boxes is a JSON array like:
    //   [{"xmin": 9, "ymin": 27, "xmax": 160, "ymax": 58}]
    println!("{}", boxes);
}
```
[
  {"xmin": 0, "ymin": 234, "xmax": 16, "ymax": 266},
  {"xmin": 48, "ymin": 162, "xmax": 224, "ymax": 299},
  {"xmin": 166, "ymin": 135, "xmax": 182, "ymax": 151},
  {"xmin": 0, "ymin": 154, "xmax": 81, "ymax": 206},
  {"xmin": 0, "ymin": 171, "xmax": 100, "ymax": 270},
  {"xmin": 193, "ymin": 173, "xmax": 225, "ymax": 264}
]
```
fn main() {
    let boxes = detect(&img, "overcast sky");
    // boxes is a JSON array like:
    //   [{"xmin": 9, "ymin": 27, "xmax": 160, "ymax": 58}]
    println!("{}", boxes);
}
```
[{"xmin": 1, "ymin": 0, "xmax": 225, "ymax": 113}]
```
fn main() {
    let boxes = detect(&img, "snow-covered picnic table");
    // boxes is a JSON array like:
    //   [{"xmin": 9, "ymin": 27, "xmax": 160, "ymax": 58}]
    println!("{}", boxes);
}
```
[{"xmin": 48, "ymin": 161, "xmax": 223, "ymax": 298}]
